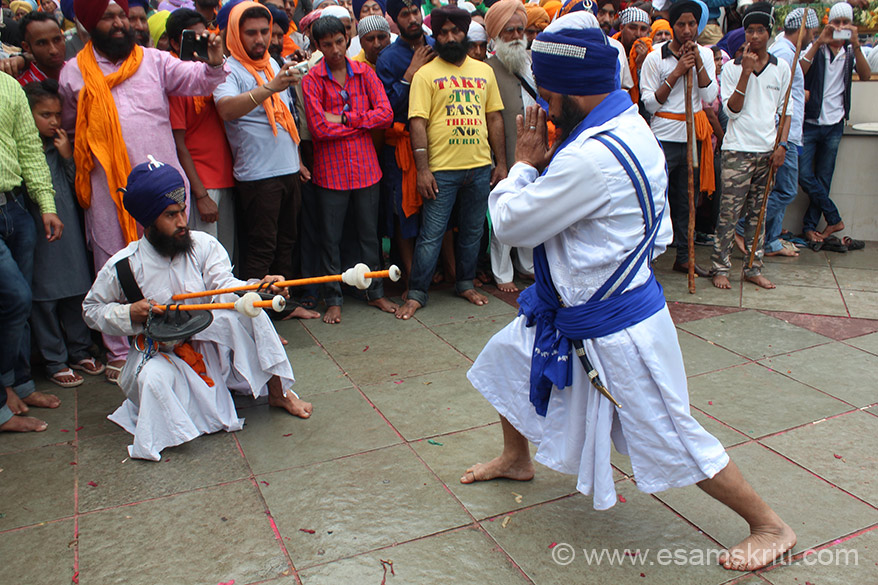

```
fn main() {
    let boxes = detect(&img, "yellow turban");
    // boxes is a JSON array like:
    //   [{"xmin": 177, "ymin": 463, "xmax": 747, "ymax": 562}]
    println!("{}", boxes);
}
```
[
  {"xmin": 148, "ymin": 10, "xmax": 171, "ymax": 48},
  {"xmin": 525, "ymin": 4, "xmax": 550, "ymax": 30},
  {"xmin": 542, "ymin": 0, "xmax": 562, "ymax": 19},
  {"xmin": 650, "ymin": 18, "xmax": 672, "ymax": 41}
]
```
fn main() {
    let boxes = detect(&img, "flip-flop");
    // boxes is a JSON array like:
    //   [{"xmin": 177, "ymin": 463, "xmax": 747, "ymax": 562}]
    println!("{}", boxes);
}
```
[
  {"xmin": 842, "ymin": 236, "xmax": 865, "ymax": 251},
  {"xmin": 70, "ymin": 357, "xmax": 106, "ymax": 376},
  {"xmin": 807, "ymin": 240, "xmax": 824, "ymax": 252},
  {"xmin": 50, "ymin": 368, "xmax": 84, "ymax": 388},
  {"xmin": 821, "ymin": 237, "xmax": 848, "ymax": 253},
  {"xmin": 105, "ymin": 363, "xmax": 123, "ymax": 385}
]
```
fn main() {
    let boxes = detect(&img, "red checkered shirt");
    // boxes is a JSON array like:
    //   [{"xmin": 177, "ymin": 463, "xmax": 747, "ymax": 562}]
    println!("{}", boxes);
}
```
[
  {"xmin": 17, "ymin": 63, "xmax": 48, "ymax": 86},
  {"xmin": 302, "ymin": 58, "xmax": 393, "ymax": 191}
]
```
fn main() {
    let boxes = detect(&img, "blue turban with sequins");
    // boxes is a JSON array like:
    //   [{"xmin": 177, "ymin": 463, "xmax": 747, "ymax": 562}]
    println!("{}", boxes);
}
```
[
  {"xmin": 123, "ymin": 158, "xmax": 187, "ymax": 228},
  {"xmin": 531, "ymin": 26, "xmax": 620, "ymax": 96}
]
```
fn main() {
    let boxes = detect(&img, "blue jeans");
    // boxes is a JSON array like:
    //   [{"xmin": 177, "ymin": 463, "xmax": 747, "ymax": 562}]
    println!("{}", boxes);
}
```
[
  {"xmin": 407, "ymin": 165, "xmax": 491, "ymax": 307},
  {"xmin": 798, "ymin": 121, "xmax": 844, "ymax": 233},
  {"xmin": 0, "ymin": 193, "xmax": 37, "ymax": 425},
  {"xmin": 736, "ymin": 145, "xmax": 799, "ymax": 253}
]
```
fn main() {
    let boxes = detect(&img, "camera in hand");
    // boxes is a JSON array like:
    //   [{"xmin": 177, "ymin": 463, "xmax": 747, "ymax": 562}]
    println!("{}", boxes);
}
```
[
  {"xmin": 180, "ymin": 29, "xmax": 210, "ymax": 62},
  {"xmin": 833, "ymin": 29, "xmax": 852, "ymax": 41}
]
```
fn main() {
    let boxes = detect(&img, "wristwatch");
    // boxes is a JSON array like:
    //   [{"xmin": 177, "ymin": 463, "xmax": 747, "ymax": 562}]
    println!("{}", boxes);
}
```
[{"xmin": 778, "ymin": 141, "xmax": 788, "ymax": 150}]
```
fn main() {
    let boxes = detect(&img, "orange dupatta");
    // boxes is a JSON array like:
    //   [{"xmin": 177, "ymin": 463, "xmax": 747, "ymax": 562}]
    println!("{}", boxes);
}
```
[
  {"xmin": 654, "ymin": 110, "xmax": 716, "ymax": 195},
  {"xmin": 385, "ymin": 123, "xmax": 420, "ymax": 218},
  {"xmin": 74, "ymin": 41, "xmax": 144, "ymax": 244},
  {"xmin": 226, "ymin": 2, "xmax": 299, "ymax": 143}
]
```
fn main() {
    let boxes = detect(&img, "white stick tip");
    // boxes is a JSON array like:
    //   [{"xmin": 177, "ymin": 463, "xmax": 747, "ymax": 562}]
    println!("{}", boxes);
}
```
[
  {"xmin": 271, "ymin": 295, "xmax": 286, "ymax": 312},
  {"xmin": 388, "ymin": 265, "xmax": 402, "ymax": 282},
  {"xmin": 235, "ymin": 292, "xmax": 262, "ymax": 318}
]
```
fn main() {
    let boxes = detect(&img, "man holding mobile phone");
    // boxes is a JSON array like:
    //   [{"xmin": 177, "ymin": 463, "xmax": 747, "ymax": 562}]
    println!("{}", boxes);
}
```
[{"xmin": 797, "ymin": 1, "xmax": 870, "ymax": 245}]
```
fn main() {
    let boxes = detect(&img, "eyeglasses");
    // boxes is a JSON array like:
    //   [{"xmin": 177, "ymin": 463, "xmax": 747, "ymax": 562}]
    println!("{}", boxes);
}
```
[{"xmin": 339, "ymin": 89, "xmax": 351, "ymax": 112}]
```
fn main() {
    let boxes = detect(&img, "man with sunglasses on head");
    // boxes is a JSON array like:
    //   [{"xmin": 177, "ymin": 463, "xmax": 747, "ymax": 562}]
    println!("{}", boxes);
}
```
[{"xmin": 301, "ymin": 15, "xmax": 395, "ymax": 325}]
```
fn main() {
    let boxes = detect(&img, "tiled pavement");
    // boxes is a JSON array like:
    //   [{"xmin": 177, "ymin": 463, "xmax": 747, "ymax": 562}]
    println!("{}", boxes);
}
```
[{"xmin": 2, "ymin": 244, "xmax": 878, "ymax": 585}]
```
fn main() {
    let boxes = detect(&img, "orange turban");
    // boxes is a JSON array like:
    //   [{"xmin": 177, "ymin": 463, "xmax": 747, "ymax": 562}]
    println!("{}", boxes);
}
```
[
  {"xmin": 485, "ymin": 0, "xmax": 527, "ymax": 40},
  {"xmin": 650, "ymin": 18, "xmax": 672, "ymax": 41},
  {"xmin": 525, "ymin": 4, "xmax": 550, "ymax": 30},
  {"xmin": 542, "ymin": 0, "xmax": 562, "ymax": 19}
]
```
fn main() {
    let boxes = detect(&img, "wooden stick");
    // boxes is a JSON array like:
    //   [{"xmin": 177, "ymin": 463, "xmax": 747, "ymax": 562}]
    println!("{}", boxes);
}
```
[
  {"xmin": 171, "ymin": 265, "xmax": 401, "ymax": 301},
  {"xmin": 748, "ymin": 11, "xmax": 809, "ymax": 268},
  {"xmin": 684, "ymin": 68, "xmax": 697, "ymax": 294}
]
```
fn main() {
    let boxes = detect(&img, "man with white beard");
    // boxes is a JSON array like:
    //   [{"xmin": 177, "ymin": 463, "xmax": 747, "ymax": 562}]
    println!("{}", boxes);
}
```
[{"xmin": 483, "ymin": 0, "xmax": 534, "ymax": 294}]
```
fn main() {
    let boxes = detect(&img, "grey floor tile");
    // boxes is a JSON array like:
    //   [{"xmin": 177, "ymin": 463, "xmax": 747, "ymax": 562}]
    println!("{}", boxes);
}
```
[
  {"xmin": 827, "ymin": 250, "xmax": 878, "ymax": 270},
  {"xmin": 677, "ymin": 329, "xmax": 749, "ymax": 377},
  {"xmin": 760, "ymin": 343, "xmax": 878, "ymax": 407},
  {"xmin": 299, "ymin": 297, "xmax": 424, "ymax": 345},
  {"xmin": 431, "ymin": 313, "xmax": 517, "ymax": 361},
  {"xmin": 832, "ymin": 266, "xmax": 878, "ymax": 292},
  {"xmin": 75, "ymin": 383, "xmax": 127, "ymax": 439},
  {"xmin": 298, "ymin": 526, "xmax": 531, "ymax": 584},
  {"xmin": 0, "ymin": 445, "xmax": 74, "ymax": 530},
  {"xmin": 760, "ymin": 527, "xmax": 878, "ymax": 585},
  {"xmin": 409, "ymin": 287, "xmax": 520, "ymax": 327},
  {"xmin": 0, "ymin": 520, "xmax": 74, "ymax": 585},
  {"xmin": 842, "ymin": 289, "xmax": 878, "ymax": 320},
  {"xmin": 762, "ymin": 411, "xmax": 878, "ymax": 507},
  {"xmin": 765, "ymin": 264, "xmax": 839, "ymax": 289},
  {"xmin": 77, "ymin": 431, "xmax": 249, "ymax": 513},
  {"xmin": 483, "ymin": 483, "xmax": 733, "ymax": 585},
  {"xmin": 362, "ymin": 368, "xmax": 498, "ymax": 441},
  {"xmin": 846, "ymin": 331, "xmax": 878, "ymax": 356},
  {"xmin": 271, "ymin": 320, "xmax": 351, "ymax": 397},
  {"xmin": 741, "ymin": 283, "xmax": 848, "ymax": 317},
  {"xmin": 411, "ymin": 424, "xmax": 580, "ymax": 520},
  {"xmin": 687, "ymin": 363, "xmax": 850, "ymax": 438},
  {"xmin": 678, "ymin": 310, "xmax": 831, "ymax": 359},
  {"xmin": 322, "ymin": 328, "xmax": 471, "ymax": 386},
  {"xmin": 655, "ymin": 443, "xmax": 878, "ymax": 553},
  {"xmin": 236, "ymin": 387, "xmax": 401, "ymax": 475},
  {"xmin": 259, "ymin": 444, "xmax": 472, "ymax": 568},
  {"xmin": 77, "ymin": 481, "xmax": 287, "ymax": 585}
]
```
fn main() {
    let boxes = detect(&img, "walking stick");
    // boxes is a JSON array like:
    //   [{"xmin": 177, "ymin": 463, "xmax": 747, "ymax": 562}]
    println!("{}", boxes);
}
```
[
  {"xmin": 748, "ymin": 11, "xmax": 810, "ymax": 268},
  {"xmin": 684, "ymin": 67, "xmax": 697, "ymax": 294}
]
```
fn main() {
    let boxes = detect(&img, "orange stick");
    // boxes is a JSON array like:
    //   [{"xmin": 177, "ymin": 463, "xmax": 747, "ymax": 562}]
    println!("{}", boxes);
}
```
[
  {"xmin": 170, "ymin": 268, "xmax": 397, "ymax": 301},
  {"xmin": 154, "ymin": 300, "xmax": 277, "ymax": 312}
]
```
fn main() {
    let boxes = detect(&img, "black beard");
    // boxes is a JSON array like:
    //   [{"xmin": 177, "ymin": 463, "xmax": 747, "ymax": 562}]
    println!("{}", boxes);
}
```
[
  {"xmin": 269, "ymin": 44, "xmax": 283, "ymax": 62},
  {"xmin": 133, "ymin": 29, "xmax": 150, "ymax": 47},
  {"xmin": 399, "ymin": 25, "xmax": 423, "ymax": 41},
  {"xmin": 554, "ymin": 96, "xmax": 588, "ymax": 145},
  {"xmin": 91, "ymin": 27, "xmax": 136, "ymax": 61},
  {"xmin": 435, "ymin": 39, "xmax": 469, "ymax": 64},
  {"xmin": 146, "ymin": 226, "xmax": 194, "ymax": 258}
]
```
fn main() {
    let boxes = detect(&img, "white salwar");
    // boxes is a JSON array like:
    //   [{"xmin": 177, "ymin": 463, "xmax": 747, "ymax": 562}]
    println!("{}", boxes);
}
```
[
  {"xmin": 83, "ymin": 231, "xmax": 296, "ymax": 461},
  {"xmin": 469, "ymin": 105, "xmax": 729, "ymax": 510}
]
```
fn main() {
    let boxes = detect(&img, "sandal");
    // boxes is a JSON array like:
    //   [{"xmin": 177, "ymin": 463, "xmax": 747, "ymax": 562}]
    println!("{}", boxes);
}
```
[
  {"xmin": 842, "ymin": 236, "xmax": 865, "ymax": 251},
  {"xmin": 70, "ymin": 357, "xmax": 106, "ymax": 376},
  {"xmin": 105, "ymin": 362, "xmax": 124, "ymax": 385},
  {"xmin": 821, "ymin": 236, "xmax": 848, "ymax": 253},
  {"xmin": 50, "ymin": 368, "xmax": 84, "ymax": 388}
]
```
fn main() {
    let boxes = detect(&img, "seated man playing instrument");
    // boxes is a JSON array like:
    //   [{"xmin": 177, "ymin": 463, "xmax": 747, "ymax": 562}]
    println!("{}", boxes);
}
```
[
  {"xmin": 83, "ymin": 158, "xmax": 312, "ymax": 461},
  {"xmin": 461, "ymin": 12, "xmax": 796, "ymax": 573}
]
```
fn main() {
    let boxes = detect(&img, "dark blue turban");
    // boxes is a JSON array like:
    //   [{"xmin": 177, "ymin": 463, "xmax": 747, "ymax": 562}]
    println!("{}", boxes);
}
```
[
  {"xmin": 353, "ymin": 0, "xmax": 386, "ymax": 19},
  {"xmin": 386, "ymin": 0, "xmax": 421, "ymax": 22},
  {"xmin": 60, "ymin": 0, "xmax": 75, "ymax": 21},
  {"xmin": 531, "ymin": 27, "xmax": 620, "ymax": 96},
  {"xmin": 217, "ymin": 0, "xmax": 245, "ymax": 31},
  {"xmin": 123, "ymin": 158, "xmax": 186, "ymax": 229},
  {"xmin": 265, "ymin": 4, "xmax": 289, "ymax": 33},
  {"xmin": 128, "ymin": 0, "xmax": 151, "ymax": 11},
  {"xmin": 716, "ymin": 27, "xmax": 745, "ymax": 58}
]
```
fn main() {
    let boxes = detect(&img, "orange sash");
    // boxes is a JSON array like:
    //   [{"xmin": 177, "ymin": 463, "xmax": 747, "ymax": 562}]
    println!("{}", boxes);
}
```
[
  {"xmin": 627, "ymin": 37, "xmax": 653, "ymax": 105},
  {"xmin": 385, "ymin": 123, "xmax": 421, "ymax": 218},
  {"xmin": 74, "ymin": 41, "xmax": 144, "ymax": 244},
  {"xmin": 655, "ymin": 110, "xmax": 716, "ymax": 195},
  {"xmin": 173, "ymin": 342, "xmax": 215, "ymax": 387}
]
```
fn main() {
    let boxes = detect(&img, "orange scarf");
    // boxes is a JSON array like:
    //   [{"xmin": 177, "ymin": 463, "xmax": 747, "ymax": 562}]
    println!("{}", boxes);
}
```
[
  {"xmin": 385, "ymin": 123, "xmax": 420, "ymax": 218},
  {"xmin": 173, "ymin": 343, "xmax": 215, "ymax": 387},
  {"xmin": 74, "ymin": 41, "xmax": 144, "ymax": 244},
  {"xmin": 226, "ymin": 2, "xmax": 299, "ymax": 143},
  {"xmin": 655, "ymin": 110, "xmax": 716, "ymax": 195},
  {"xmin": 627, "ymin": 37, "xmax": 652, "ymax": 104}
]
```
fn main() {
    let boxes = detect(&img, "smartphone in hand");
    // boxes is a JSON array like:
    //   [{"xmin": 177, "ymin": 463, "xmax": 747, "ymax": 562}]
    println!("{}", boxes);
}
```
[{"xmin": 180, "ymin": 29, "xmax": 210, "ymax": 61}]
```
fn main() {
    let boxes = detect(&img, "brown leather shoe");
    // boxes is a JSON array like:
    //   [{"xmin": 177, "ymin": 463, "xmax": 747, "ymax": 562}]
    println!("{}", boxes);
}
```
[{"xmin": 673, "ymin": 262, "xmax": 710, "ymax": 277}]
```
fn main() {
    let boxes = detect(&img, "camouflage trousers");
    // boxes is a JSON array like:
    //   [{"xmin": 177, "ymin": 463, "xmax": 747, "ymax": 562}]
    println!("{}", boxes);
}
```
[{"xmin": 711, "ymin": 150, "xmax": 771, "ymax": 278}]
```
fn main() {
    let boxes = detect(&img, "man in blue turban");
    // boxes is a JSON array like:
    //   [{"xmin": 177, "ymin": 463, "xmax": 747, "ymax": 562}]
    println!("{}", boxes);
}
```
[
  {"xmin": 462, "ymin": 13, "xmax": 796, "ymax": 574},
  {"xmin": 83, "ymin": 157, "xmax": 313, "ymax": 462}
]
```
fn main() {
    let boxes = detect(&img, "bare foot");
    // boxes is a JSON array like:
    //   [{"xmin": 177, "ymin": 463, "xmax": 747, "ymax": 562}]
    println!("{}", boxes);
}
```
[
  {"xmin": 821, "ymin": 221, "xmax": 845, "ymax": 239},
  {"xmin": 395, "ymin": 299, "xmax": 421, "ymax": 320},
  {"xmin": 720, "ymin": 522, "xmax": 797, "ymax": 571},
  {"xmin": 734, "ymin": 233, "xmax": 748, "ymax": 255},
  {"xmin": 745, "ymin": 274, "xmax": 776, "ymax": 289},
  {"xmin": 496, "ymin": 281, "xmax": 519, "ymax": 293},
  {"xmin": 105, "ymin": 360, "xmax": 125, "ymax": 384},
  {"xmin": 712, "ymin": 275, "xmax": 731, "ymax": 289},
  {"xmin": 460, "ymin": 454, "xmax": 535, "ymax": 484},
  {"xmin": 23, "ymin": 391, "xmax": 61, "ymax": 409},
  {"xmin": 458, "ymin": 289, "xmax": 489, "ymax": 306},
  {"xmin": 282, "ymin": 306, "xmax": 321, "ymax": 320},
  {"xmin": 323, "ymin": 305, "xmax": 342, "ymax": 325},
  {"xmin": 368, "ymin": 296, "xmax": 399, "ymax": 314},
  {"xmin": 0, "ymin": 415, "xmax": 48, "ymax": 432},
  {"xmin": 804, "ymin": 229, "xmax": 824, "ymax": 243},
  {"xmin": 765, "ymin": 246, "xmax": 799, "ymax": 257},
  {"xmin": 267, "ymin": 376, "xmax": 313, "ymax": 418},
  {"xmin": 6, "ymin": 388, "xmax": 28, "ymax": 414},
  {"xmin": 278, "ymin": 334, "xmax": 288, "ymax": 346},
  {"xmin": 432, "ymin": 270, "xmax": 444, "ymax": 285}
]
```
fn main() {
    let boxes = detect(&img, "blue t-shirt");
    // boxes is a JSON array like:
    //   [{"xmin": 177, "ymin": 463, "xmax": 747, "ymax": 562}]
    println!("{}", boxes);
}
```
[{"xmin": 214, "ymin": 56, "xmax": 300, "ymax": 182}]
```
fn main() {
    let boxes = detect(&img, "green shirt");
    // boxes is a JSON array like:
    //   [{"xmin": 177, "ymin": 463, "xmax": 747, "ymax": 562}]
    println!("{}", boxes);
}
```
[{"xmin": 0, "ymin": 72, "xmax": 56, "ymax": 214}]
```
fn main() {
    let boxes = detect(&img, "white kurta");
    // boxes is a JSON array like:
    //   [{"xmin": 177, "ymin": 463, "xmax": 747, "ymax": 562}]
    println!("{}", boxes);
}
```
[
  {"xmin": 469, "ymin": 105, "xmax": 729, "ymax": 510},
  {"xmin": 83, "ymin": 231, "xmax": 296, "ymax": 461}
]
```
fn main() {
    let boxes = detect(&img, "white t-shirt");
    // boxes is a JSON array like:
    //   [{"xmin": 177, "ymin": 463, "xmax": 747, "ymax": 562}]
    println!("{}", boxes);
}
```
[
  {"xmin": 816, "ymin": 44, "xmax": 848, "ymax": 126},
  {"xmin": 720, "ymin": 54, "xmax": 792, "ymax": 153}
]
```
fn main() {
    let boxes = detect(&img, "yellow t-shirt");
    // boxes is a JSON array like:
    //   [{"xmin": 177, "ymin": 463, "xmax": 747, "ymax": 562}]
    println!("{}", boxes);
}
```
[{"xmin": 408, "ymin": 56, "xmax": 504, "ymax": 172}]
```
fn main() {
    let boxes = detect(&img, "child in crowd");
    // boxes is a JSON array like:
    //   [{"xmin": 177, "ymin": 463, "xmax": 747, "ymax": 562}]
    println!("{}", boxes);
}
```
[{"xmin": 23, "ymin": 79, "xmax": 103, "ymax": 387}]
